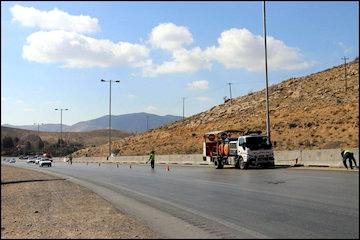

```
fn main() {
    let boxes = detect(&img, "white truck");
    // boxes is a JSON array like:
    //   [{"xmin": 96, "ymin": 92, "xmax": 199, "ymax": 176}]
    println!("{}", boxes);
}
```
[{"xmin": 203, "ymin": 130, "xmax": 275, "ymax": 169}]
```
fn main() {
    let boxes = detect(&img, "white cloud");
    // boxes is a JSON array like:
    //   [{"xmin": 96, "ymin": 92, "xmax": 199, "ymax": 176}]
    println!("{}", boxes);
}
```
[
  {"xmin": 23, "ymin": 107, "xmax": 36, "ymax": 112},
  {"xmin": 205, "ymin": 28, "xmax": 312, "ymax": 72},
  {"xmin": 127, "ymin": 94, "xmax": 137, "ymax": 99},
  {"xmin": 149, "ymin": 23, "xmax": 193, "ymax": 51},
  {"xmin": 10, "ymin": 4, "xmax": 100, "ymax": 34},
  {"xmin": 22, "ymin": 30, "xmax": 150, "ymax": 68},
  {"xmin": 196, "ymin": 96, "xmax": 211, "ymax": 102},
  {"xmin": 143, "ymin": 47, "xmax": 211, "ymax": 77},
  {"xmin": 187, "ymin": 80, "xmax": 209, "ymax": 90},
  {"xmin": 146, "ymin": 106, "xmax": 158, "ymax": 113},
  {"xmin": 338, "ymin": 42, "xmax": 353, "ymax": 54},
  {"xmin": 16, "ymin": 99, "xmax": 24, "ymax": 104}
]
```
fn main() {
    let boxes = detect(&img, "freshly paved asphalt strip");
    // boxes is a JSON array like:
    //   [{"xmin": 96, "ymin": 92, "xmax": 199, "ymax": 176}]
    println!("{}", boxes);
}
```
[{"xmin": 6, "ymin": 160, "xmax": 359, "ymax": 239}]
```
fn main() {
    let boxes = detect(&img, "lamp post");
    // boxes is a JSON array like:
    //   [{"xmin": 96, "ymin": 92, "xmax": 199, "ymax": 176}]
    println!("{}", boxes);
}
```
[
  {"xmin": 54, "ymin": 108, "xmax": 68, "ymax": 157},
  {"xmin": 182, "ymin": 97, "xmax": 186, "ymax": 119},
  {"xmin": 101, "ymin": 79, "xmax": 120, "ymax": 159},
  {"xmin": 262, "ymin": 0, "xmax": 271, "ymax": 145}
]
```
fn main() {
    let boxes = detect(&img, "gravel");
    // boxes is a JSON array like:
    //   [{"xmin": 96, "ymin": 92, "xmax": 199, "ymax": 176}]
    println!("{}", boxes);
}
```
[{"xmin": 1, "ymin": 165, "xmax": 158, "ymax": 239}]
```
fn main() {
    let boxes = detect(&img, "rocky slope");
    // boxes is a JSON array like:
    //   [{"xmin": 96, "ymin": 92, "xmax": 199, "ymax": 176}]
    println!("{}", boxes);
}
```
[{"xmin": 74, "ymin": 59, "xmax": 359, "ymax": 157}]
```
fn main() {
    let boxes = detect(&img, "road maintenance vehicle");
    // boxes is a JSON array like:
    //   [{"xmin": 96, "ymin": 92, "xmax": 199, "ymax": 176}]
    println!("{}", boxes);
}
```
[{"xmin": 203, "ymin": 130, "xmax": 275, "ymax": 169}]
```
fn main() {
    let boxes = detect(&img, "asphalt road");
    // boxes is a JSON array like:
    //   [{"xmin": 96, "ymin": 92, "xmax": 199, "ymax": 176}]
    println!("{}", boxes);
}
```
[{"xmin": 5, "ymin": 160, "xmax": 359, "ymax": 239}]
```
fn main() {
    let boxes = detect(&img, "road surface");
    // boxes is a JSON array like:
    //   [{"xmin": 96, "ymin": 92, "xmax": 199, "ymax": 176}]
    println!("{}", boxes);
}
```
[{"xmin": 5, "ymin": 160, "xmax": 359, "ymax": 239}]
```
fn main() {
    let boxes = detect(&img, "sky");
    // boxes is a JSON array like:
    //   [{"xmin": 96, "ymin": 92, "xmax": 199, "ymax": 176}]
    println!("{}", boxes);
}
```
[{"xmin": 1, "ymin": 1, "xmax": 358, "ymax": 126}]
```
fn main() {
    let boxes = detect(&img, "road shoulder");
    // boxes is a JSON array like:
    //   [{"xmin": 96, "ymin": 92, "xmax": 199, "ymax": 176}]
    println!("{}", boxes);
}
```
[{"xmin": 1, "ymin": 164, "xmax": 158, "ymax": 239}]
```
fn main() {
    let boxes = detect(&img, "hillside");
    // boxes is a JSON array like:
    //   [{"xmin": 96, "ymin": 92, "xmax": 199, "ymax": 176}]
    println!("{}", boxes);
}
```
[
  {"xmin": 74, "ymin": 59, "xmax": 359, "ymax": 157},
  {"xmin": 1, "ymin": 127, "xmax": 131, "ymax": 147},
  {"xmin": 3, "ymin": 113, "xmax": 182, "ymax": 133}
]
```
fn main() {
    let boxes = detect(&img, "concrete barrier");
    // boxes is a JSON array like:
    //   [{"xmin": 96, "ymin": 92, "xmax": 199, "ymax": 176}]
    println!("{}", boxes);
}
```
[
  {"xmin": 73, "ymin": 148, "xmax": 359, "ymax": 168},
  {"xmin": 274, "ymin": 148, "xmax": 359, "ymax": 167}
]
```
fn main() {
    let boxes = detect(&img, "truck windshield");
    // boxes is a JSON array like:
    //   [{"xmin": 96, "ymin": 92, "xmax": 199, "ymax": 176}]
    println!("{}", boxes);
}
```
[{"xmin": 245, "ymin": 136, "xmax": 271, "ymax": 150}]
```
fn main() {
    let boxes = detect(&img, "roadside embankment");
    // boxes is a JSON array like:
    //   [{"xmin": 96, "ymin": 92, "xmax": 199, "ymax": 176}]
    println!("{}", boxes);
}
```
[
  {"xmin": 73, "ymin": 148, "xmax": 359, "ymax": 169},
  {"xmin": 1, "ymin": 165, "xmax": 158, "ymax": 239}
]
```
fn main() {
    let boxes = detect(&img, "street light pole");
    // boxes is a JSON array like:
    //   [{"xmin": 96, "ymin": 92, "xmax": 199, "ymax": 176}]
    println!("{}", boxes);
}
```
[
  {"xmin": 54, "ymin": 108, "xmax": 68, "ymax": 157},
  {"xmin": 262, "ymin": 0, "xmax": 271, "ymax": 144},
  {"xmin": 101, "ymin": 79, "xmax": 120, "ymax": 159},
  {"xmin": 182, "ymin": 97, "xmax": 186, "ymax": 119},
  {"xmin": 227, "ymin": 82, "xmax": 233, "ymax": 99}
]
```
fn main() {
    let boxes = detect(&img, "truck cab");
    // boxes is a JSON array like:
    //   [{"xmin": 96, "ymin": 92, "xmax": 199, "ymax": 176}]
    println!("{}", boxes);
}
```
[{"xmin": 235, "ymin": 134, "xmax": 274, "ymax": 169}]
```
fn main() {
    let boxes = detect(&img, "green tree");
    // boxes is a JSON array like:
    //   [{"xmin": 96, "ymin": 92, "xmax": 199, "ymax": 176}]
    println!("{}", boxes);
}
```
[{"xmin": 2, "ymin": 137, "xmax": 14, "ymax": 149}]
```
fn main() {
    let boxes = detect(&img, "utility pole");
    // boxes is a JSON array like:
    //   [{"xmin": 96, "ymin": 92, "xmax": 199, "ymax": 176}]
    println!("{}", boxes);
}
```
[
  {"xmin": 54, "ymin": 108, "xmax": 68, "ymax": 157},
  {"xmin": 34, "ymin": 123, "xmax": 43, "ymax": 136},
  {"xmin": 341, "ymin": 56, "xmax": 349, "ymax": 91},
  {"xmin": 146, "ymin": 116, "xmax": 149, "ymax": 130},
  {"xmin": 227, "ymin": 82, "xmax": 233, "ymax": 99},
  {"xmin": 262, "ymin": 0, "xmax": 271, "ymax": 145},
  {"xmin": 101, "ymin": 79, "xmax": 120, "ymax": 159},
  {"xmin": 182, "ymin": 97, "xmax": 186, "ymax": 119}
]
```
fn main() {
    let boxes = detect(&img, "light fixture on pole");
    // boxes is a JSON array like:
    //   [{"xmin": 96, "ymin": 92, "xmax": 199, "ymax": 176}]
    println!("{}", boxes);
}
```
[
  {"xmin": 262, "ymin": 0, "xmax": 271, "ymax": 145},
  {"xmin": 54, "ymin": 108, "xmax": 69, "ymax": 157},
  {"xmin": 101, "ymin": 79, "xmax": 120, "ymax": 159}
]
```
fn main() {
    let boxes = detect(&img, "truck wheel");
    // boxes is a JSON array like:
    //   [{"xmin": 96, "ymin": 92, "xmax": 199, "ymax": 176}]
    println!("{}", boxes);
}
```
[
  {"xmin": 239, "ymin": 158, "xmax": 248, "ymax": 170},
  {"xmin": 214, "ymin": 159, "xmax": 223, "ymax": 169},
  {"xmin": 267, "ymin": 163, "xmax": 275, "ymax": 169},
  {"xmin": 235, "ymin": 157, "xmax": 240, "ymax": 169}
]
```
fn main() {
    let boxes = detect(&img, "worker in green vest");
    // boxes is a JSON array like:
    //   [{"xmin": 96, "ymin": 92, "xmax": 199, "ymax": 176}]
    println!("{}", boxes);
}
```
[
  {"xmin": 146, "ymin": 150, "xmax": 155, "ymax": 170},
  {"xmin": 340, "ymin": 149, "xmax": 357, "ymax": 169}
]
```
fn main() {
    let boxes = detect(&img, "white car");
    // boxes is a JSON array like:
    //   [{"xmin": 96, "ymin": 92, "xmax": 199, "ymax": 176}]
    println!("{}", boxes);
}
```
[
  {"xmin": 39, "ymin": 158, "xmax": 52, "ymax": 167},
  {"xmin": 27, "ymin": 158, "xmax": 35, "ymax": 164},
  {"xmin": 9, "ymin": 158, "xmax": 16, "ymax": 163},
  {"xmin": 35, "ymin": 157, "xmax": 42, "ymax": 164}
]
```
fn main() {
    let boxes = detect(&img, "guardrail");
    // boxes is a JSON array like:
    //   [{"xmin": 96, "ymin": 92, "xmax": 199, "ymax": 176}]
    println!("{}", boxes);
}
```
[{"xmin": 71, "ymin": 148, "xmax": 359, "ymax": 168}]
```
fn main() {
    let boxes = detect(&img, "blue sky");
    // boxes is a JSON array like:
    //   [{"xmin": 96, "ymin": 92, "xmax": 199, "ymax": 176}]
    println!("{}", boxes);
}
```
[{"xmin": 1, "ymin": 1, "xmax": 358, "ymax": 126}]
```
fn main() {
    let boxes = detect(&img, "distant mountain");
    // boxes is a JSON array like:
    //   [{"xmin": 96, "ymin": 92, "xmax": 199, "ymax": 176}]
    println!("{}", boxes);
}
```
[
  {"xmin": 2, "ymin": 123, "xmax": 71, "ymax": 132},
  {"xmin": 2, "ymin": 112, "xmax": 182, "ymax": 133},
  {"xmin": 1, "ymin": 126, "xmax": 131, "ymax": 147}
]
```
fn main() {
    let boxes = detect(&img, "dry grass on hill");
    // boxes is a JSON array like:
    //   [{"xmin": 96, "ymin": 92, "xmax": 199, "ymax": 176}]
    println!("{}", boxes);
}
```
[{"xmin": 72, "ymin": 59, "xmax": 358, "ymax": 157}]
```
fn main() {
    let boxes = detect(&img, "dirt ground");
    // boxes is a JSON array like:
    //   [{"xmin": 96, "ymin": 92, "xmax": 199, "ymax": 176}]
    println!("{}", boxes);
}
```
[{"xmin": 1, "ymin": 165, "xmax": 158, "ymax": 239}]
